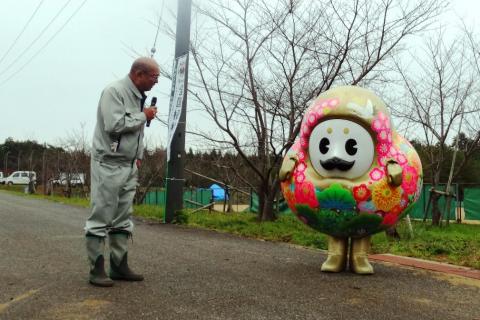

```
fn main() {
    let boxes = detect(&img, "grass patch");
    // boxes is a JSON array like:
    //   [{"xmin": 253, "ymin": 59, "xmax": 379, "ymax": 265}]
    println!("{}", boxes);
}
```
[
  {"xmin": 1, "ymin": 185, "xmax": 90, "ymax": 207},
  {"xmin": 177, "ymin": 210, "xmax": 329, "ymax": 249},
  {"xmin": 173, "ymin": 209, "xmax": 480, "ymax": 269},
  {"xmin": 2, "ymin": 186, "xmax": 479, "ymax": 269},
  {"xmin": 0, "ymin": 187, "xmax": 163, "ymax": 216},
  {"xmin": 372, "ymin": 219, "xmax": 480, "ymax": 269},
  {"xmin": 134, "ymin": 204, "xmax": 165, "ymax": 220}
]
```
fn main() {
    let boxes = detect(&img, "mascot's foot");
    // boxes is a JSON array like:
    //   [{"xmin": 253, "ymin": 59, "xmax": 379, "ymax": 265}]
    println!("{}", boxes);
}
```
[
  {"xmin": 350, "ymin": 237, "xmax": 374, "ymax": 275},
  {"xmin": 321, "ymin": 255, "xmax": 347, "ymax": 272},
  {"xmin": 321, "ymin": 236, "xmax": 347, "ymax": 272}
]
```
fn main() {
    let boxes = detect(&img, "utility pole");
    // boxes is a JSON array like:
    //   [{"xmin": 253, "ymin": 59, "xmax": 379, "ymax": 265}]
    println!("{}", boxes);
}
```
[
  {"xmin": 42, "ymin": 144, "xmax": 47, "ymax": 195},
  {"xmin": 165, "ymin": 0, "xmax": 192, "ymax": 223},
  {"xmin": 17, "ymin": 151, "xmax": 21, "ymax": 170},
  {"xmin": 4, "ymin": 151, "xmax": 10, "ymax": 174},
  {"xmin": 28, "ymin": 150, "xmax": 34, "ymax": 193}
]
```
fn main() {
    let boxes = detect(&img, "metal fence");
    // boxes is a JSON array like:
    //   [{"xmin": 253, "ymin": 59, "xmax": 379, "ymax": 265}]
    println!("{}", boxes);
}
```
[
  {"xmin": 143, "ymin": 188, "xmax": 214, "ymax": 209},
  {"xmin": 409, "ymin": 184, "xmax": 480, "ymax": 221},
  {"xmin": 461, "ymin": 188, "xmax": 480, "ymax": 220},
  {"xmin": 142, "ymin": 184, "xmax": 480, "ymax": 221},
  {"xmin": 409, "ymin": 183, "xmax": 458, "ymax": 220}
]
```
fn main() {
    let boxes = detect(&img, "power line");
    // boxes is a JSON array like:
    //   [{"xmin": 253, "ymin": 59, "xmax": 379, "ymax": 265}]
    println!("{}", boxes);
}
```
[
  {"xmin": 0, "ymin": 0, "xmax": 88, "ymax": 87},
  {"xmin": 0, "ymin": 0, "xmax": 45, "ymax": 66},
  {"xmin": 150, "ymin": 0, "xmax": 165, "ymax": 58},
  {"xmin": 0, "ymin": 0, "xmax": 74, "ymax": 77}
]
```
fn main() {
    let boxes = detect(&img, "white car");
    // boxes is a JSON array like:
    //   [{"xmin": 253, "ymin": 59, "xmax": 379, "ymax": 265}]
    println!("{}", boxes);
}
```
[
  {"xmin": 52, "ymin": 173, "xmax": 85, "ymax": 187},
  {"xmin": 5, "ymin": 171, "xmax": 37, "ymax": 185},
  {"xmin": 0, "ymin": 172, "xmax": 4, "ymax": 184}
]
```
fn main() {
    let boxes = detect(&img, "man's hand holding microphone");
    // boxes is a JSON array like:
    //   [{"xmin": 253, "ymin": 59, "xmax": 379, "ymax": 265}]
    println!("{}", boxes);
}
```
[{"xmin": 144, "ymin": 96, "xmax": 157, "ymax": 127}]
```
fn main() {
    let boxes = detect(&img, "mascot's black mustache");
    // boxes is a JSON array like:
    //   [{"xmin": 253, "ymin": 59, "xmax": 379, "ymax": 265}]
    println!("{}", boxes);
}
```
[{"xmin": 320, "ymin": 157, "xmax": 355, "ymax": 171}]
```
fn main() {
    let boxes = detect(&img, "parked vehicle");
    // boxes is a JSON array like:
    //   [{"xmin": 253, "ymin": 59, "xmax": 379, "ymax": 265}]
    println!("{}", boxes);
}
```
[
  {"xmin": 52, "ymin": 172, "xmax": 85, "ymax": 187},
  {"xmin": 4, "ymin": 171, "xmax": 37, "ymax": 185},
  {"xmin": 0, "ymin": 172, "xmax": 4, "ymax": 184}
]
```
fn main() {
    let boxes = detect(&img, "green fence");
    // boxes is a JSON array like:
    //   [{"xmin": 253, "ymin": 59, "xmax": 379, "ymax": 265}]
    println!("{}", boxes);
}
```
[
  {"xmin": 248, "ymin": 192, "xmax": 289, "ymax": 214},
  {"xmin": 142, "ymin": 184, "xmax": 480, "ymax": 221},
  {"xmin": 410, "ymin": 184, "xmax": 480, "ymax": 221},
  {"xmin": 143, "ymin": 188, "xmax": 213, "ymax": 209},
  {"xmin": 464, "ymin": 188, "xmax": 480, "ymax": 220},
  {"xmin": 409, "ymin": 183, "xmax": 458, "ymax": 220}
]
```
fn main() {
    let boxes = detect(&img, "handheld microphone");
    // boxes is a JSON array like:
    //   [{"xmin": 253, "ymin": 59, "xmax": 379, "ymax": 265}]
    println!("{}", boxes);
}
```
[{"xmin": 146, "ymin": 96, "xmax": 157, "ymax": 127}]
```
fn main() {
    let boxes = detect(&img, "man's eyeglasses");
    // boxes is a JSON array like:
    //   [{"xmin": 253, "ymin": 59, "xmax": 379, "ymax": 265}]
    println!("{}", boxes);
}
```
[{"xmin": 147, "ymin": 73, "xmax": 159, "ymax": 80}]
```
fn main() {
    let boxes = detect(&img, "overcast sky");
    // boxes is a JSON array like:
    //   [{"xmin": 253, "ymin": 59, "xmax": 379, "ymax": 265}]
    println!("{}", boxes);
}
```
[
  {"xmin": 0, "ymin": 0, "xmax": 478, "ymax": 149},
  {"xmin": 0, "ymin": 0, "xmax": 176, "ymax": 149}
]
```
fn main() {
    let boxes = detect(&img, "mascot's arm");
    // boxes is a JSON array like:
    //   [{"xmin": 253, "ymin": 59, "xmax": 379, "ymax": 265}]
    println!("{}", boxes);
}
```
[
  {"xmin": 279, "ymin": 154, "xmax": 298, "ymax": 182},
  {"xmin": 386, "ymin": 158, "xmax": 403, "ymax": 187}
]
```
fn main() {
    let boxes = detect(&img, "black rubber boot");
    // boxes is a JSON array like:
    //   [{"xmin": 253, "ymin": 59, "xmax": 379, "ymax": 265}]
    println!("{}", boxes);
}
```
[
  {"xmin": 89, "ymin": 255, "xmax": 114, "ymax": 287},
  {"xmin": 109, "ymin": 252, "xmax": 144, "ymax": 281},
  {"xmin": 108, "ymin": 232, "xmax": 143, "ymax": 281},
  {"xmin": 86, "ymin": 234, "xmax": 113, "ymax": 287}
]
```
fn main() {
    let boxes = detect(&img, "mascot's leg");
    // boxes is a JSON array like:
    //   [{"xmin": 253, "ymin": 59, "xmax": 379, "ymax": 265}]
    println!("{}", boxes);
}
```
[
  {"xmin": 321, "ymin": 236, "xmax": 348, "ymax": 272},
  {"xmin": 350, "ymin": 236, "xmax": 374, "ymax": 275}
]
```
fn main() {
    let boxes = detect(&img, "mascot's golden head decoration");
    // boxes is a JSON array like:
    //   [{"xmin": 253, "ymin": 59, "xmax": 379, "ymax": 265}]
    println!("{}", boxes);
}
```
[{"xmin": 279, "ymin": 86, "xmax": 423, "ymax": 274}]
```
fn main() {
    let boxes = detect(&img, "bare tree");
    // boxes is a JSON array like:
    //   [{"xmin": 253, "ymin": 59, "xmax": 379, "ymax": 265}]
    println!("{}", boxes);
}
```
[
  {"xmin": 392, "ymin": 28, "xmax": 480, "ymax": 225},
  {"xmin": 56, "ymin": 123, "xmax": 91, "ymax": 197},
  {"xmin": 185, "ymin": 150, "xmax": 253, "ymax": 212},
  {"xmin": 165, "ymin": 0, "xmax": 446, "ymax": 221},
  {"xmin": 136, "ymin": 145, "xmax": 166, "ymax": 205}
]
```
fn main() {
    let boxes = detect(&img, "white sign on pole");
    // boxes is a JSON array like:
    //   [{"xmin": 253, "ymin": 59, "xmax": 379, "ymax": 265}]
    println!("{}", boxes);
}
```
[{"xmin": 167, "ymin": 54, "xmax": 187, "ymax": 162}]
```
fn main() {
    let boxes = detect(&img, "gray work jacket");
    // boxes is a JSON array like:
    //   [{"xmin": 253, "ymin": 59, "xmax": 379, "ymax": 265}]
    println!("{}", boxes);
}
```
[{"xmin": 91, "ymin": 76, "xmax": 147, "ymax": 166}]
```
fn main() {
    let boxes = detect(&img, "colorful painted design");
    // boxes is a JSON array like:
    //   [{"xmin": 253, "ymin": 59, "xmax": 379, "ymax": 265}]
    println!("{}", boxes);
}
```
[
  {"xmin": 294, "ymin": 181, "xmax": 319, "ymax": 208},
  {"xmin": 369, "ymin": 168, "xmax": 384, "ymax": 181},
  {"xmin": 372, "ymin": 179, "xmax": 402, "ymax": 212},
  {"xmin": 402, "ymin": 165, "xmax": 419, "ymax": 195},
  {"xmin": 280, "ymin": 86, "xmax": 423, "ymax": 238},
  {"xmin": 353, "ymin": 184, "xmax": 371, "ymax": 202},
  {"xmin": 381, "ymin": 212, "xmax": 398, "ymax": 226},
  {"xmin": 316, "ymin": 184, "xmax": 355, "ymax": 210},
  {"xmin": 282, "ymin": 182, "xmax": 297, "ymax": 213}
]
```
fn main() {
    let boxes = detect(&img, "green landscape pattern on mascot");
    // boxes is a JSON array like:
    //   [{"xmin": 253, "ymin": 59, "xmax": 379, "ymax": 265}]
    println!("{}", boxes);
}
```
[{"xmin": 279, "ymin": 86, "xmax": 423, "ymax": 274}]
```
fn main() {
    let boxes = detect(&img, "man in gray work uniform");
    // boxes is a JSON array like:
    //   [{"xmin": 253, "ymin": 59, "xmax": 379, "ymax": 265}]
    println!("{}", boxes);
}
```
[{"xmin": 85, "ymin": 57, "xmax": 159, "ymax": 287}]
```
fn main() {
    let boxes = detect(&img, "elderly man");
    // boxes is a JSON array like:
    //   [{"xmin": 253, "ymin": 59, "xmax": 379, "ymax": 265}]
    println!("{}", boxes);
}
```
[{"xmin": 85, "ymin": 57, "xmax": 159, "ymax": 287}]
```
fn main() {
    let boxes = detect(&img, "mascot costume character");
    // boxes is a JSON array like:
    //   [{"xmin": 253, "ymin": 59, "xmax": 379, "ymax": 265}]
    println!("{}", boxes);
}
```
[{"xmin": 279, "ymin": 86, "xmax": 423, "ymax": 274}]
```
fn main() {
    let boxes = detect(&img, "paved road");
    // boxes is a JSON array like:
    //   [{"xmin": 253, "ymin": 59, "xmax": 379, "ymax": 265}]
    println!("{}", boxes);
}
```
[{"xmin": 0, "ymin": 191, "xmax": 479, "ymax": 320}]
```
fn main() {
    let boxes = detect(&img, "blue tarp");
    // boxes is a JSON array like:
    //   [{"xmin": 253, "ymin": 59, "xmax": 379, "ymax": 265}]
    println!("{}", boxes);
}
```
[{"xmin": 209, "ymin": 183, "xmax": 228, "ymax": 201}]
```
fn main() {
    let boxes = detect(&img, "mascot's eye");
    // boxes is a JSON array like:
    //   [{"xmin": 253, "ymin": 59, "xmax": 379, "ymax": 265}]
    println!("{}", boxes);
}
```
[
  {"xmin": 345, "ymin": 139, "xmax": 358, "ymax": 156},
  {"xmin": 319, "ymin": 138, "xmax": 330, "ymax": 154}
]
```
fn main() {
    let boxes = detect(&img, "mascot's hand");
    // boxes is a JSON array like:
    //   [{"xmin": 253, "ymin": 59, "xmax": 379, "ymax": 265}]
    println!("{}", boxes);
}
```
[
  {"xmin": 279, "ymin": 155, "xmax": 297, "ymax": 182},
  {"xmin": 386, "ymin": 158, "xmax": 402, "ymax": 187}
]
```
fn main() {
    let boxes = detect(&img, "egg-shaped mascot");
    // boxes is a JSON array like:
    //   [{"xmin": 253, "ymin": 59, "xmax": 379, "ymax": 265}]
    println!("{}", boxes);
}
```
[{"xmin": 279, "ymin": 86, "xmax": 422, "ymax": 274}]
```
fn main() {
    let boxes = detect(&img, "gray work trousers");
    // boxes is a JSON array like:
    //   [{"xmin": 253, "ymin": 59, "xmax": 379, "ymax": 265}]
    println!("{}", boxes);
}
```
[{"xmin": 85, "ymin": 159, "xmax": 138, "ymax": 237}]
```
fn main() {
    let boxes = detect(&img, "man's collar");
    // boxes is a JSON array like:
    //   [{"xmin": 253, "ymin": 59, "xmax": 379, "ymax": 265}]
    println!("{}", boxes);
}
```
[{"xmin": 124, "ymin": 75, "xmax": 144, "ymax": 99}]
